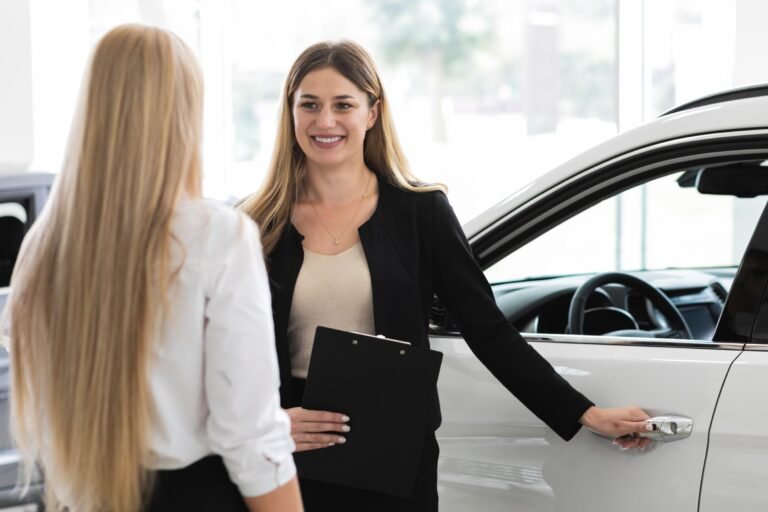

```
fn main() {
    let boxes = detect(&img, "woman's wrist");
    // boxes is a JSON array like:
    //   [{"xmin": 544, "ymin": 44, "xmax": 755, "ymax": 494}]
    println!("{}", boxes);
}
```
[{"xmin": 579, "ymin": 405, "xmax": 600, "ymax": 429}]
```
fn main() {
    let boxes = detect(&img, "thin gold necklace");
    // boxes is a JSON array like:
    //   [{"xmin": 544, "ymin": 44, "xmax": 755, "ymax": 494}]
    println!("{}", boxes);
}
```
[{"xmin": 310, "ymin": 172, "xmax": 372, "ymax": 246}]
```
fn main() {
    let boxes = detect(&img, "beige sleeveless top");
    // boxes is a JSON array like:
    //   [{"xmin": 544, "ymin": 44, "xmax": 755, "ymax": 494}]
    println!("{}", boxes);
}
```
[{"xmin": 287, "ymin": 242, "xmax": 375, "ymax": 378}]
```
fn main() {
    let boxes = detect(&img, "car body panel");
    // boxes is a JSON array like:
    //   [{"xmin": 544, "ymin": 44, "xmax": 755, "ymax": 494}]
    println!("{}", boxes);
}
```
[
  {"xmin": 464, "ymin": 95, "xmax": 768, "ymax": 241},
  {"xmin": 468, "ymin": 130, "xmax": 768, "ymax": 271},
  {"xmin": 699, "ymin": 347, "xmax": 768, "ymax": 511},
  {"xmin": 433, "ymin": 90, "xmax": 768, "ymax": 509},
  {"xmin": 434, "ymin": 334, "xmax": 740, "ymax": 511},
  {"xmin": 698, "ymin": 203, "xmax": 768, "ymax": 510}
]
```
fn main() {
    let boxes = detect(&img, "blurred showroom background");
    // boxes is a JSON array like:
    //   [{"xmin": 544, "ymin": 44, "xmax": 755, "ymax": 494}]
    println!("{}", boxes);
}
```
[{"xmin": 1, "ymin": 0, "xmax": 766, "ymax": 278}]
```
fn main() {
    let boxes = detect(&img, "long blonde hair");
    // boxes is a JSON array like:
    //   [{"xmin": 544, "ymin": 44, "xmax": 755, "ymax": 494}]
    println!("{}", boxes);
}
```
[
  {"xmin": 239, "ymin": 40, "xmax": 445, "ymax": 256},
  {"xmin": 5, "ymin": 24, "xmax": 203, "ymax": 511}
]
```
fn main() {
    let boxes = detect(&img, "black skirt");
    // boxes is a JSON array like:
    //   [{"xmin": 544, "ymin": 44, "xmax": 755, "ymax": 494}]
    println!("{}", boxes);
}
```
[{"xmin": 145, "ymin": 455, "xmax": 249, "ymax": 512}]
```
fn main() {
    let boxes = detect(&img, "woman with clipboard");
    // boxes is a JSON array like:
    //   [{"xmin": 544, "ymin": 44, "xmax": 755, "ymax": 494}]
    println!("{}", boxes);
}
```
[{"xmin": 239, "ymin": 40, "xmax": 651, "ymax": 511}]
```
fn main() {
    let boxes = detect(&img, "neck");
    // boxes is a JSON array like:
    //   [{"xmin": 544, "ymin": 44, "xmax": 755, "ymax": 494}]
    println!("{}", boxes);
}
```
[{"xmin": 304, "ymin": 162, "xmax": 374, "ymax": 205}]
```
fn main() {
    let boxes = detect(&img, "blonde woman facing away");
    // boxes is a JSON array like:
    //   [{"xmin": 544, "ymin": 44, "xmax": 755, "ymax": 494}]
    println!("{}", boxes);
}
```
[
  {"xmin": 3, "ymin": 25, "xmax": 302, "ymax": 512},
  {"xmin": 240, "ymin": 40, "xmax": 651, "ymax": 511}
]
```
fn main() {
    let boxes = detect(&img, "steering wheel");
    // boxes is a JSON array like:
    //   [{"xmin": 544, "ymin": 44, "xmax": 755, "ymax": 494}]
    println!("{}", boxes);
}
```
[{"xmin": 567, "ymin": 272, "xmax": 693, "ymax": 339}]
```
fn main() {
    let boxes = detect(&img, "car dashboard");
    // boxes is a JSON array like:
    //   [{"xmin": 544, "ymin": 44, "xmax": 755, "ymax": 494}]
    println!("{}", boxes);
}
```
[{"xmin": 490, "ymin": 269, "xmax": 732, "ymax": 341}]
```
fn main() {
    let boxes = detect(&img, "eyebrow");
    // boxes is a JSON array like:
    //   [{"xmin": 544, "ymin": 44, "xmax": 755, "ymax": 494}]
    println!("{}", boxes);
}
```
[{"xmin": 299, "ymin": 94, "xmax": 357, "ymax": 100}]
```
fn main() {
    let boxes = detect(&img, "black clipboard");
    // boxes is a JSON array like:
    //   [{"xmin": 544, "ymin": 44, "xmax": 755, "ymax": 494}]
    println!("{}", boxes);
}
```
[{"xmin": 294, "ymin": 326, "xmax": 443, "ymax": 497}]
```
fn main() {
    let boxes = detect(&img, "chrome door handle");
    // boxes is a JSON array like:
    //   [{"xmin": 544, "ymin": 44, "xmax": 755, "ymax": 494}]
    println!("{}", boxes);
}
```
[{"xmin": 639, "ymin": 415, "xmax": 693, "ymax": 442}]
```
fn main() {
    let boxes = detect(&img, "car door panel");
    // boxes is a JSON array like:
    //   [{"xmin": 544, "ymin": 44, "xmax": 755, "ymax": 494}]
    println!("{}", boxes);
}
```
[
  {"xmin": 433, "ymin": 335, "xmax": 741, "ymax": 512},
  {"xmin": 699, "ymin": 348, "xmax": 768, "ymax": 511}
]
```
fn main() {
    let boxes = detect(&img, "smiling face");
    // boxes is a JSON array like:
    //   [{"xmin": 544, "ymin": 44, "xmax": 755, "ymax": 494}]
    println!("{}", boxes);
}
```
[{"xmin": 292, "ymin": 67, "xmax": 379, "ymax": 171}]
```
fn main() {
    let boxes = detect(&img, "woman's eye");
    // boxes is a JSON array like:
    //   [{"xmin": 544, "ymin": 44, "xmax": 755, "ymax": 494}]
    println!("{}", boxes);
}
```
[
  {"xmin": 336, "ymin": 103, "xmax": 352, "ymax": 111},
  {"xmin": 300, "ymin": 102, "xmax": 318, "ymax": 110}
]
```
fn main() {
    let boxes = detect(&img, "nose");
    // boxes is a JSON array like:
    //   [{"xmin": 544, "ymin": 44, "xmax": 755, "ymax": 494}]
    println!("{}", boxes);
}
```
[{"xmin": 316, "ymin": 107, "xmax": 336, "ymax": 129}]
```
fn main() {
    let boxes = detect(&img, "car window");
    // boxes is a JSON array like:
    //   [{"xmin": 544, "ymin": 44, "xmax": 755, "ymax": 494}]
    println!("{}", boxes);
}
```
[
  {"xmin": 0, "ymin": 201, "xmax": 29, "ymax": 288},
  {"xmin": 483, "ymin": 164, "xmax": 768, "ymax": 340},
  {"xmin": 485, "ymin": 171, "xmax": 765, "ymax": 283}
]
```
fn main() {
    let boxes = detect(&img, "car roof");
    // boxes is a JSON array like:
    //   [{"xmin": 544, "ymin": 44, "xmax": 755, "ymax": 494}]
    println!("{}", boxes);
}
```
[
  {"xmin": 662, "ymin": 83, "xmax": 768, "ymax": 116},
  {"xmin": 464, "ymin": 84, "xmax": 768, "ymax": 240}
]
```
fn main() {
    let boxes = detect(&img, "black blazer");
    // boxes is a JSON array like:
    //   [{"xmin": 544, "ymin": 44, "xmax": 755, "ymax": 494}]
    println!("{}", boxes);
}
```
[{"xmin": 267, "ymin": 174, "xmax": 593, "ymax": 441}]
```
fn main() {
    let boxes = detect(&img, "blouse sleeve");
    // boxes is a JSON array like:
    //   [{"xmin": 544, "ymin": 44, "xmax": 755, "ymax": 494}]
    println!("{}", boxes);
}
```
[
  {"xmin": 203, "ymin": 210, "xmax": 296, "ymax": 496},
  {"xmin": 430, "ymin": 191, "xmax": 594, "ymax": 440}
]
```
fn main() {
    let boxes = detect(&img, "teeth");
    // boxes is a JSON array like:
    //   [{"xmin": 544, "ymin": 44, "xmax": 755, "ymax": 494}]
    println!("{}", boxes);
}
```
[{"xmin": 314, "ymin": 136, "xmax": 342, "ymax": 143}]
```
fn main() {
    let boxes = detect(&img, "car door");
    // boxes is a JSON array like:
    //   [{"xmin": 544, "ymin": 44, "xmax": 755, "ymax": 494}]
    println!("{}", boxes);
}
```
[
  {"xmin": 431, "ymin": 131, "xmax": 768, "ymax": 511},
  {"xmin": 699, "ymin": 202, "xmax": 768, "ymax": 511}
]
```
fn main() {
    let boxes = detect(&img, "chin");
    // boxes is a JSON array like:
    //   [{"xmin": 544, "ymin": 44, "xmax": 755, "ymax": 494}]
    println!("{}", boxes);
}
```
[{"xmin": 307, "ymin": 153, "xmax": 348, "ymax": 168}]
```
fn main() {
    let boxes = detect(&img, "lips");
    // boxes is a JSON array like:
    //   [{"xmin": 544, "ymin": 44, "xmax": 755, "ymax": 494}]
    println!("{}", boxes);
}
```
[
  {"xmin": 310, "ymin": 135, "xmax": 345, "ymax": 148},
  {"xmin": 313, "ymin": 135, "xmax": 343, "ymax": 143}
]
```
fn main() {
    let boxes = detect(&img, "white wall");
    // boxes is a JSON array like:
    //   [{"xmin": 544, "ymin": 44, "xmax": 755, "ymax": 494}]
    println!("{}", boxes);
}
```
[
  {"xmin": 0, "ymin": 0, "xmax": 90, "ymax": 174},
  {"xmin": 0, "ymin": 1, "xmax": 34, "ymax": 171}
]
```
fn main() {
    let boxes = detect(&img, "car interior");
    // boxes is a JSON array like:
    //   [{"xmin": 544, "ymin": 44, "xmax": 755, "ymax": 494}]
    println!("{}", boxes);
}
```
[
  {"xmin": 473, "ymin": 161, "xmax": 768, "ymax": 342},
  {"xmin": 0, "ymin": 207, "xmax": 26, "ymax": 287}
]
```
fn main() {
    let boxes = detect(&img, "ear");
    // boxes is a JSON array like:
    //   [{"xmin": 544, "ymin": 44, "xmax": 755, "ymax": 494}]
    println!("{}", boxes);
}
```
[{"xmin": 367, "ymin": 100, "xmax": 380, "ymax": 130}]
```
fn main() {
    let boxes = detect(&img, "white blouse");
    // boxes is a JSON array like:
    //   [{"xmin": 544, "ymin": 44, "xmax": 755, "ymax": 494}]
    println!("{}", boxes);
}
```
[{"xmin": 147, "ymin": 199, "xmax": 295, "ymax": 497}]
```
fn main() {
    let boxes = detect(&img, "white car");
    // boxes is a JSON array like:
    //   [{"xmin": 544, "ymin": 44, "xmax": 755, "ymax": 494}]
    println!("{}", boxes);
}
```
[{"xmin": 433, "ymin": 84, "xmax": 768, "ymax": 511}]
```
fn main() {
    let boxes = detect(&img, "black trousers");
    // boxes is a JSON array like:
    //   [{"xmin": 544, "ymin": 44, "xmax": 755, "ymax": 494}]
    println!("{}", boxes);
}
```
[
  {"xmin": 145, "ymin": 455, "xmax": 249, "ymax": 512},
  {"xmin": 290, "ymin": 378, "xmax": 439, "ymax": 512}
]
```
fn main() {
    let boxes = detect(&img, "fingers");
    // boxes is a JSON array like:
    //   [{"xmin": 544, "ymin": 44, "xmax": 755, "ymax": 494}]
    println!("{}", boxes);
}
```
[
  {"xmin": 286, "ymin": 407, "xmax": 350, "ymax": 434},
  {"xmin": 609, "ymin": 419, "xmax": 651, "ymax": 438},
  {"xmin": 638, "ymin": 437, "xmax": 652, "ymax": 449},
  {"xmin": 286, "ymin": 407, "xmax": 349, "ymax": 424},
  {"xmin": 613, "ymin": 435, "xmax": 642, "ymax": 449},
  {"xmin": 295, "ymin": 443, "xmax": 333, "ymax": 452},
  {"xmin": 589, "ymin": 407, "xmax": 651, "ymax": 437},
  {"xmin": 285, "ymin": 407, "xmax": 351, "ymax": 451},
  {"xmin": 623, "ymin": 407, "xmax": 650, "ymax": 422},
  {"xmin": 293, "ymin": 421, "xmax": 351, "ymax": 434},
  {"xmin": 293, "ymin": 432, "xmax": 347, "ymax": 453},
  {"xmin": 585, "ymin": 406, "xmax": 655, "ymax": 451},
  {"xmin": 613, "ymin": 435, "xmax": 653, "ymax": 451},
  {"xmin": 628, "ymin": 420, "xmax": 653, "ymax": 434}
]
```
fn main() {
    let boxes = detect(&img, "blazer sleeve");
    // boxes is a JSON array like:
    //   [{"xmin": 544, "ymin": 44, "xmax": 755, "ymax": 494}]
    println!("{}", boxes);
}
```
[{"xmin": 429, "ymin": 191, "xmax": 594, "ymax": 440}]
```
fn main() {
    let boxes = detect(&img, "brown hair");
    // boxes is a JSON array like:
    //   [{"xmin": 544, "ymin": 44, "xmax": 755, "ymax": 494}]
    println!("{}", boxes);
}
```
[{"xmin": 239, "ymin": 40, "xmax": 444, "ymax": 255}]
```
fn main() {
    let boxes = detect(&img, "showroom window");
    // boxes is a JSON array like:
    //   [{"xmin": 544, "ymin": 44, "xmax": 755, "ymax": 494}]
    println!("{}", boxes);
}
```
[
  {"xmin": 223, "ymin": 0, "xmax": 619, "ymax": 221},
  {"xmin": 84, "ymin": 0, "xmax": 621, "ymax": 216},
  {"xmin": 31, "ymin": 0, "xmax": 766, "ymax": 271},
  {"xmin": 83, "ymin": 1, "xmax": 757, "ymax": 219},
  {"xmin": 642, "ymin": 0, "xmax": 737, "ymax": 117}
]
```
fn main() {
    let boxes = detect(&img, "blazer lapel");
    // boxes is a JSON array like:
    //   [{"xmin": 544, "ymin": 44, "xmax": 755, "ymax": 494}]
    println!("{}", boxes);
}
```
[{"xmin": 359, "ymin": 178, "xmax": 422, "ymax": 344}]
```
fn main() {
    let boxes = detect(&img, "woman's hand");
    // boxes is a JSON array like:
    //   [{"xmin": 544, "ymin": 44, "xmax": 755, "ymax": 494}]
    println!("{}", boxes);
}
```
[
  {"xmin": 286, "ymin": 407, "xmax": 350, "ymax": 452},
  {"xmin": 580, "ymin": 406, "xmax": 653, "ymax": 449}
]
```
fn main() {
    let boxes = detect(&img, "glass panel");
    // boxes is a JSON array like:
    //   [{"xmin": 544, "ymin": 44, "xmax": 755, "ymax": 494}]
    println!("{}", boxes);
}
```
[
  {"xmin": 485, "ymin": 164, "xmax": 767, "ymax": 340},
  {"xmin": 644, "ymin": 0, "xmax": 737, "ymax": 116},
  {"xmin": 89, "ymin": 0, "xmax": 200, "ymax": 50},
  {"xmin": 228, "ymin": 0, "xmax": 618, "ymax": 221},
  {"xmin": 485, "ymin": 169, "xmax": 766, "ymax": 284}
]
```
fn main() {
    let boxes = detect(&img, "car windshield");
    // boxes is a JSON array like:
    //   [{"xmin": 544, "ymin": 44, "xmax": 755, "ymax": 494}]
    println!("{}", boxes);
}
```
[{"xmin": 485, "ymin": 171, "xmax": 767, "ymax": 284}]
